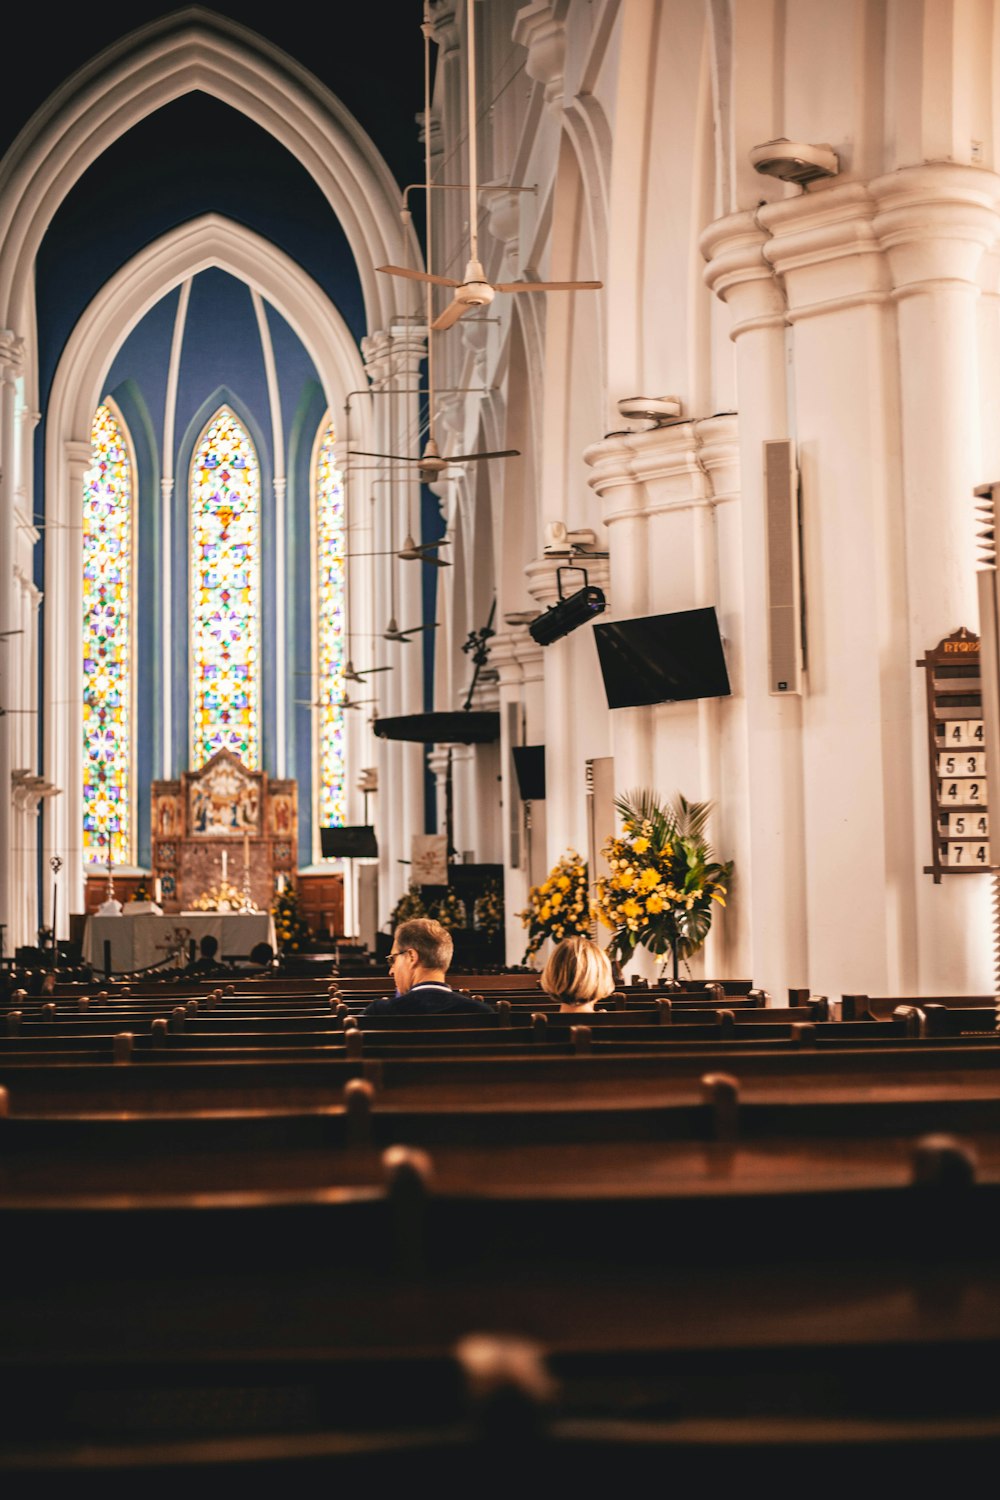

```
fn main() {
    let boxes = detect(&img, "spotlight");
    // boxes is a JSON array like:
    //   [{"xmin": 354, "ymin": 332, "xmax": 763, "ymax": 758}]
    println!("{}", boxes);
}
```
[{"xmin": 528, "ymin": 567, "xmax": 606, "ymax": 647}]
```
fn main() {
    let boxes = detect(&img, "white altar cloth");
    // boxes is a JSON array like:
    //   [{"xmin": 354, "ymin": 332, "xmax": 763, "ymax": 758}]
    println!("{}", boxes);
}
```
[{"xmin": 83, "ymin": 912, "xmax": 276, "ymax": 973}]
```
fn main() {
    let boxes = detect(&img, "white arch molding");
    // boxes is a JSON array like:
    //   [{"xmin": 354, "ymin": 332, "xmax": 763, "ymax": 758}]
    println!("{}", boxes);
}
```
[
  {"xmin": 44, "ymin": 214, "xmax": 371, "ymax": 916},
  {"xmin": 0, "ymin": 7, "xmax": 418, "ymax": 345}
]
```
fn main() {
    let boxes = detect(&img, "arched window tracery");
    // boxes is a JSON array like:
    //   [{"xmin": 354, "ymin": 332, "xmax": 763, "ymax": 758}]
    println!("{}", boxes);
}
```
[
  {"xmin": 314, "ymin": 418, "xmax": 346, "ymax": 832},
  {"xmin": 83, "ymin": 400, "xmax": 135, "ymax": 866},
  {"xmin": 189, "ymin": 406, "xmax": 261, "ymax": 769}
]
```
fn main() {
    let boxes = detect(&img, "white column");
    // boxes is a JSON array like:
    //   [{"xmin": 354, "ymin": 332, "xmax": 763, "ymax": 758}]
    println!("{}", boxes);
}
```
[
  {"xmin": 759, "ymin": 183, "xmax": 904, "ymax": 999},
  {"xmin": 584, "ymin": 416, "xmax": 743, "ymax": 981},
  {"xmin": 449, "ymin": 743, "xmax": 476, "ymax": 861},
  {"xmin": 524, "ymin": 550, "xmax": 611, "ymax": 868},
  {"xmin": 45, "ymin": 439, "xmax": 89, "ymax": 923},
  {"xmin": 490, "ymin": 630, "xmax": 527, "ymax": 961},
  {"xmin": 9, "ymin": 568, "xmax": 46, "ymax": 950},
  {"xmin": 426, "ymin": 746, "xmax": 452, "ymax": 838},
  {"xmin": 0, "ymin": 329, "xmax": 24, "ymax": 948},
  {"xmin": 701, "ymin": 210, "xmax": 807, "ymax": 998},
  {"xmin": 273, "ymin": 474, "xmax": 288, "ymax": 779},
  {"xmin": 870, "ymin": 164, "xmax": 1000, "ymax": 992}
]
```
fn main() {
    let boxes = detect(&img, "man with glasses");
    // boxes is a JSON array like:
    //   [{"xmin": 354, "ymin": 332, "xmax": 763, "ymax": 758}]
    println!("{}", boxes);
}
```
[{"xmin": 364, "ymin": 917, "xmax": 492, "ymax": 1014}]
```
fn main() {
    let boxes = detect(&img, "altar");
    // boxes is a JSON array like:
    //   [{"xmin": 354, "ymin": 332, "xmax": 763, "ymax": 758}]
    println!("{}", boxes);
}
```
[
  {"xmin": 150, "ymin": 748, "xmax": 298, "ymax": 913},
  {"xmin": 83, "ymin": 911, "xmax": 277, "ymax": 974}
]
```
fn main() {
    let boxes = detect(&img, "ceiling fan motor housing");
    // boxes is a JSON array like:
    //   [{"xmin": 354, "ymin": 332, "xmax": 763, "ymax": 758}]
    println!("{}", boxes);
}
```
[{"xmin": 456, "ymin": 281, "xmax": 495, "ymax": 310}]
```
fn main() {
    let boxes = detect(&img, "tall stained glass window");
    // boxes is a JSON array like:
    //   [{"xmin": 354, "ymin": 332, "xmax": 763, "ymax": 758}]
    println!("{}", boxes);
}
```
[
  {"xmin": 83, "ymin": 402, "xmax": 134, "ymax": 866},
  {"xmin": 190, "ymin": 407, "xmax": 260, "ymax": 768},
  {"xmin": 314, "ymin": 420, "xmax": 346, "ymax": 829}
]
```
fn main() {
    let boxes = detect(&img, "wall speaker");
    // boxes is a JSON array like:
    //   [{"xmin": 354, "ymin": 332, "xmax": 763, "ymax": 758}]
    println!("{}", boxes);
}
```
[
  {"xmin": 512, "ymin": 745, "xmax": 546, "ymax": 801},
  {"xmin": 764, "ymin": 439, "xmax": 803, "ymax": 695}
]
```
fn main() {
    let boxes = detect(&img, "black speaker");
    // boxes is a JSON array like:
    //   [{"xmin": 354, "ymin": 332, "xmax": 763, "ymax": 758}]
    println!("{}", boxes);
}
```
[
  {"xmin": 320, "ymin": 825, "xmax": 379, "ymax": 858},
  {"xmin": 512, "ymin": 745, "xmax": 546, "ymax": 801}
]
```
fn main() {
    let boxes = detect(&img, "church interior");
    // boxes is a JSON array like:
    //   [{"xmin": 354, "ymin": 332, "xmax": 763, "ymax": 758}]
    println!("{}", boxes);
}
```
[{"xmin": 2, "ymin": 0, "xmax": 1000, "ymax": 1485}]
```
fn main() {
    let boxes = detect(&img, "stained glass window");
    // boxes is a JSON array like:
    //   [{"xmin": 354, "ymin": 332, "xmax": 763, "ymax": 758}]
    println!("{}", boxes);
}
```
[
  {"xmin": 315, "ymin": 420, "xmax": 346, "ymax": 831},
  {"xmin": 190, "ymin": 407, "xmax": 260, "ymax": 768},
  {"xmin": 83, "ymin": 402, "xmax": 134, "ymax": 866}
]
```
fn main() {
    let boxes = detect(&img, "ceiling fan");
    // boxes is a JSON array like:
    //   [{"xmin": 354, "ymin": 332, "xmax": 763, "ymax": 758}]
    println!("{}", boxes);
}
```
[
  {"xmin": 343, "ymin": 661, "xmax": 392, "ymax": 685},
  {"xmin": 343, "ymin": 535, "xmax": 451, "ymax": 567},
  {"xmin": 360, "ymin": 12, "xmax": 521, "ymax": 482},
  {"xmin": 376, "ymin": 0, "xmax": 602, "ymax": 331},
  {"xmin": 295, "ymin": 694, "xmax": 377, "ymax": 713},
  {"xmin": 349, "ymin": 435, "xmax": 518, "ymax": 481},
  {"xmin": 383, "ymin": 618, "xmax": 440, "ymax": 644}
]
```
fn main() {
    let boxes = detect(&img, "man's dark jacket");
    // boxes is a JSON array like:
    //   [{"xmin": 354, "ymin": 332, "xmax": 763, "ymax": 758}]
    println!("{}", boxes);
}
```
[{"xmin": 363, "ymin": 982, "xmax": 493, "ymax": 1015}]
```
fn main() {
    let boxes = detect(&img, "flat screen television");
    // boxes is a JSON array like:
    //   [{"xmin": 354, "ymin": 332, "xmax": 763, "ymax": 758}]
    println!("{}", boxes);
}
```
[
  {"xmin": 320, "ymin": 825, "xmax": 379, "ymax": 859},
  {"xmin": 593, "ymin": 607, "xmax": 731, "ymax": 709}
]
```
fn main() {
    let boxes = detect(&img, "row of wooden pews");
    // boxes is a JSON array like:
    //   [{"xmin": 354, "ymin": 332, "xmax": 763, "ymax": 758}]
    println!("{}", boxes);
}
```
[{"xmin": 1, "ymin": 968, "xmax": 999, "ymax": 1487}]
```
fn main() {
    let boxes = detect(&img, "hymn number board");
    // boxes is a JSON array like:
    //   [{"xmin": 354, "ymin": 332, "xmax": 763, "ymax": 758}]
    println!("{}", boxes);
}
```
[{"xmin": 919, "ymin": 628, "xmax": 992, "ymax": 881}]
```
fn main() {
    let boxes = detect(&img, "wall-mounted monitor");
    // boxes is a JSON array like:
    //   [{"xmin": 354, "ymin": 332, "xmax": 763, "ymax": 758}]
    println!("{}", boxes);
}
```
[
  {"xmin": 320, "ymin": 825, "xmax": 379, "ymax": 859},
  {"xmin": 593, "ymin": 607, "xmax": 731, "ymax": 709}
]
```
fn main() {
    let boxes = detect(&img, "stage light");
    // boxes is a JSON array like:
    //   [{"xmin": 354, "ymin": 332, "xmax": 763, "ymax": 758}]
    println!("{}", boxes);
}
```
[{"xmin": 528, "ymin": 571, "xmax": 606, "ymax": 647}]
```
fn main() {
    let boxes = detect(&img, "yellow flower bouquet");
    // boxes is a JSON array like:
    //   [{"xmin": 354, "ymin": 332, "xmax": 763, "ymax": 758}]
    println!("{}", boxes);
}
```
[
  {"xmin": 474, "ymin": 881, "xmax": 504, "ymax": 939},
  {"xmin": 518, "ymin": 849, "xmax": 593, "ymax": 962},
  {"xmin": 594, "ymin": 790, "xmax": 732, "ymax": 979}
]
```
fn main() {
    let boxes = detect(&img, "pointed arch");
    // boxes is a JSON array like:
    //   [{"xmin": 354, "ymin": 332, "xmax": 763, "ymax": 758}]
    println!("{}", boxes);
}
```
[{"xmin": 0, "ymin": 7, "xmax": 416, "ymax": 340}]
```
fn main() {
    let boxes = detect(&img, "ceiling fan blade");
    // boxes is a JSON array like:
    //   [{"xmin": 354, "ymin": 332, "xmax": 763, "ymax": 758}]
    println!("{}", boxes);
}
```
[
  {"xmin": 494, "ymin": 279, "xmax": 604, "ymax": 293},
  {"xmin": 355, "ymin": 665, "xmax": 392, "ymax": 675},
  {"xmin": 449, "ymin": 448, "xmax": 521, "ymax": 463},
  {"xmin": 350, "ymin": 449, "xmax": 420, "ymax": 463},
  {"xmin": 377, "ymin": 264, "xmax": 461, "ymax": 289},
  {"xmin": 432, "ymin": 299, "xmax": 467, "ymax": 332}
]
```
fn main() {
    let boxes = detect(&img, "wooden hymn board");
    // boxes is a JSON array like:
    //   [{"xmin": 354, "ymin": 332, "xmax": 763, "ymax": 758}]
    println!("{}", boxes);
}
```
[{"xmin": 919, "ymin": 628, "xmax": 991, "ymax": 882}]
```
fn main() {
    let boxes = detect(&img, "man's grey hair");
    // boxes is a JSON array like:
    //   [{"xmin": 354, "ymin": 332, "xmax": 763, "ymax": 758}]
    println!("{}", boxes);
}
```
[{"xmin": 394, "ymin": 916, "xmax": 454, "ymax": 972}]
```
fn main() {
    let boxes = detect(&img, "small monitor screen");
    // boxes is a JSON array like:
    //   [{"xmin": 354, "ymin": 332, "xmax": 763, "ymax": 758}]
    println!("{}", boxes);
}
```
[{"xmin": 593, "ymin": 608, "xmax": 731, "ymax": 709}]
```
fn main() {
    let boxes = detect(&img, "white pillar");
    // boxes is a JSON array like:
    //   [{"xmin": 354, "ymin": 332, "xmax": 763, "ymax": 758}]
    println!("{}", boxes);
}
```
[
  {"xmin": 584, "ymin": 414, "xmax": 744, "ymax": 982},
  {"xmin": 45, "ymin": 438, "xmax": 89, "ymax": 924},
  {"xmin": 870, "ymin": 164, "xmax": 1000, "ymax": 993},
  {"xmin": 0, "ymin": 329, "xmax": 24, "ymax": 949},
  {"xmin": 524, "ymin": 550, "xmax": 611, "ymax": 868}
]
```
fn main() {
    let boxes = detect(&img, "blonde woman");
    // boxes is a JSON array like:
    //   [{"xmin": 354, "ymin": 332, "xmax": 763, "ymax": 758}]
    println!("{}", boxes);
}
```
[{"xmin": 540, "ymin": 935, "xmax": 614, "ymax": 1012}]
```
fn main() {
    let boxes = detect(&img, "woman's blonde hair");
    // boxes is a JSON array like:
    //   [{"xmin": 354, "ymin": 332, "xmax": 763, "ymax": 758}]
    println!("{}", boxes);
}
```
[{"xmin": 540, "ymin": 935, "xmax": 613, "ymax": 1006}]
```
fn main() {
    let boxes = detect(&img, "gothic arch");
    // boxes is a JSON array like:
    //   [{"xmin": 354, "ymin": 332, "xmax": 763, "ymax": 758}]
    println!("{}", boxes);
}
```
[
  {"xmin": 0, "ymin": 8, "xmax": 415, "ymax": 350},
  {"xmin": 43, "ymin": 214, "xmax": 370, "ymax": 908}
]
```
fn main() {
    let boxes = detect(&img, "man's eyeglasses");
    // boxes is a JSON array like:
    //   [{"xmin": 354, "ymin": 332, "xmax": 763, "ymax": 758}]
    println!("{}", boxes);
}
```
[{"xmin": 387, "ymin": 948, "xmax": 412, "ymax": 968}]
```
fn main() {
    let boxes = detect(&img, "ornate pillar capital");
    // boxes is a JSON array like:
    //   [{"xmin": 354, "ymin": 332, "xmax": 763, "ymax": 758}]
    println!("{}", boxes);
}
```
[
  {"xmin": 482, "ymin": 183, "xmax": 522, "ymax": 272},
  {"xmin": 869, "ymin": 162, "xmax": 1000, "ymax": 295},
  {"xmin": 585, "ymin": 415, "xmax": 739, "ymax": 528},
  {"xmin": 700, "ymin": 210, "xmax": 787, "ymax": 338},
  {"xmin": 757, "ymin": 182, "xmax": 890, "ymax": 321},
  {"xmin": 0, "ymin": 329, "xmax": 25, "ymax": 379},
  {"xmin": 513, "ymin": 2, "xmax": 566, "ymax": 112},
  {"xmin": 487, "ymin": 630, "xmax": 524, "ymax": 689},
  {"xmin": 424, "ymin": 1, "xmax": 459, "ymax": 54}
]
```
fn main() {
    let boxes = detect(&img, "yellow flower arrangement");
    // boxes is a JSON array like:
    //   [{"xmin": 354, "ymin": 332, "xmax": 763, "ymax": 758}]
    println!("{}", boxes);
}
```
[
  {"xmin": 474, "ymin": 882, "xmax": 504, "ymax": 939},
  {"xmin": 428, "ymin": 887, "xmax": 468, "ymax": 929},
  {"xmin": 517, "ymin": 849, "xmax": 594, "ymax": 962},
  {"xmin": 594, "ymin": 789, "xmax": 733, "ymax": 979}
]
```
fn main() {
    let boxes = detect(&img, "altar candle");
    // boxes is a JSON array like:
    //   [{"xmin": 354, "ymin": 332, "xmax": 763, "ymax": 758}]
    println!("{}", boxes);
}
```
[
  {"xmin": 243, "ymin": 833, "xmax": 250, "ymax": 870},
  {"xmin": 154, "ymin": 877, "xmax": 162, "ymax": 903},
  {"xmin": 221, "ymin": 849, "xmax": 228, "ymax": 883}
]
